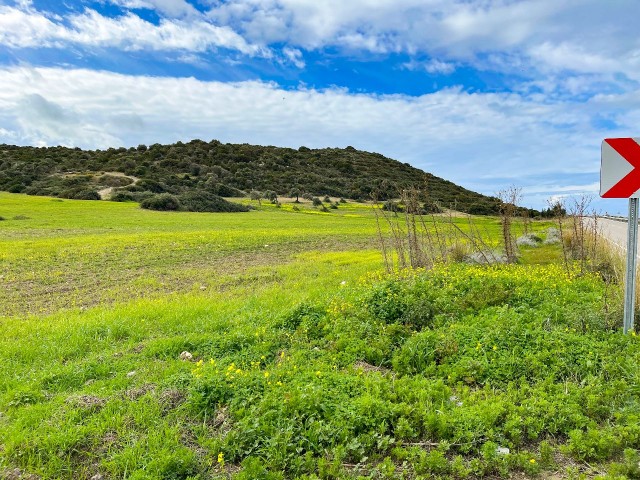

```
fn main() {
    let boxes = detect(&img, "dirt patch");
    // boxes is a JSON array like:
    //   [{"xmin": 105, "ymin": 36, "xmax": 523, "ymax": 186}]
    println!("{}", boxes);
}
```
[
  {"xmin": 353, "ymin": 361, "xmax": 391, "ymax": 375},
  {"xmin": 125, "ymin": 384, "xmax": 155, "ymax": 400},
  {"xmin": 1, "ymin": 468, "xmax": 41, "ymax": 480},
  {"xmin": 66, "ymin": 395, "xmax": 106, "ymax": 410},
  {"xmin": 159, "ymin": 389, "xmax": 186, "ymax": 413}
]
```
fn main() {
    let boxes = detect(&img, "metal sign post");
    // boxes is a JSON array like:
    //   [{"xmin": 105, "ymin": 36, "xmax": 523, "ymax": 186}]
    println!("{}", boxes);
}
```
[
  {"xmin": 624, "ymin": 198, "xmax": 639, "ymax": 333},
  {"xmin": 601, "ymin": 138, "xmax": 640, "ymax": 333}
]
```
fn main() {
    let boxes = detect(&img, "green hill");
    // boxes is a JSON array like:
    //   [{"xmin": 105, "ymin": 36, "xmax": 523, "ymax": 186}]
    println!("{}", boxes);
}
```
[{"xmin": 0, "ymin": 139, "xmax": 516, "ymax": 214}]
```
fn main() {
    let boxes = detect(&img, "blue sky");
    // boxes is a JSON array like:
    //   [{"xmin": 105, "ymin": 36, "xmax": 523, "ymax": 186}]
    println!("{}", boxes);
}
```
[{"xmin": 1, "ymin": 0, "xmax": 639, "ymax": 211}]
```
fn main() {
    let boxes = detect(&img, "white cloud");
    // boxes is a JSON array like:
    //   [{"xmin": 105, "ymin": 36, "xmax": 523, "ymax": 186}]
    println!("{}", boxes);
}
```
[
  {"xmin": 204, "ymin": 0, "xmax": 640, "ymax": 80},
  {"xmin": 403, "ymin": 59, "xmax": 456, "ymax": 75},
  {"xmin": 0, "ymin": 5, "xmax": 264, "ymax": 55},
  {"xmin": 0, "ymin": 66, "xmax": 631, "ymax": 208},
  {"xmin": 282, "ymin": 46, "xmax": 305, "ymax": 68},
  {"xmin": 3, "ymin": 0, "xmax": 639, "ymax": 97},
  {"xmin": 106, "ymin": 0, "xmax": 200, "ymax": 18}
]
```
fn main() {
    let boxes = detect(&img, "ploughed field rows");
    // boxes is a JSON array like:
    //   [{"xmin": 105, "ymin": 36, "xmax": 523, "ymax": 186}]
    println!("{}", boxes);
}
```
[
  {"xmin": 1, "ymin": 193, "xmax": 634, "ymax": 479},
  {"xmin": 0, "ymin": 193, "xmax": 382, "ymax": 317}
]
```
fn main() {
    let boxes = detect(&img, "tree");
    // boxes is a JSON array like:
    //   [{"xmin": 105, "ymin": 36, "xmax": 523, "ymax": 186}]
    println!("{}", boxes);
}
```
[
  {"xmin": 250, "ymin": 190, "xmax": 262, "ymax": 206},
  {"xmin": 264, "ymin": 190, "xmax": 278, "ymax": 204},
  {"xmin": 289, "ymin": 187, "xmax": 301, "ymax": 203}
]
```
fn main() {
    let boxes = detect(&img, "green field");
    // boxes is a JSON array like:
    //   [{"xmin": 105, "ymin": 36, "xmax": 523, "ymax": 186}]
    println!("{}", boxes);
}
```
[{"xmin": 1, "ymin": 193, "xmax": 637, "ymax": 480}]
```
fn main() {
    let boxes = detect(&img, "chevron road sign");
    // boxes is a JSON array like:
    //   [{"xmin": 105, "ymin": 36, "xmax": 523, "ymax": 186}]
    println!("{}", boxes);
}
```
[
  {"xmin": 601, "ymin": 137, "xmax": 640, "ymax": 198},
  {"xmin": 601, "ymin": 137, "xmax": 640, "ymax": 334}
]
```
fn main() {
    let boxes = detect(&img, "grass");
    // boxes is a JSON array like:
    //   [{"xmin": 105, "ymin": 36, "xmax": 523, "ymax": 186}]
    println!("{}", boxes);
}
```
[
  {"xmin": 0, "ymin": 193, "xmax": 535, "ymax": 318},
  {"xmin": 1, "ymin": 193, "xmax": 630, "ymax": 479},
  {"xmin": 0, "ymin": 194, "xmax": 382, "ymax": 316}
]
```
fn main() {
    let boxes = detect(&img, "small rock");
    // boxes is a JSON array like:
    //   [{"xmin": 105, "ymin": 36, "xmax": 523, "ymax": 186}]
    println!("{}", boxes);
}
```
[
  {"xmin": 179, "ymin": 351, "xmax": 193, "ymax": 361},
  {"xmin": 497, "ymin": 447, "xmax": 510, "ymax": 455},
  {"xmin": 199, "ymin": 285, "xmax": 206, "ymax": 291},
  {"xmin": 90, "ymin": 474, "xmax": 104, "ymax": 480},
  {"xmin": 126, "ymin": 370, "xmax": 136, "ymax": 378}
]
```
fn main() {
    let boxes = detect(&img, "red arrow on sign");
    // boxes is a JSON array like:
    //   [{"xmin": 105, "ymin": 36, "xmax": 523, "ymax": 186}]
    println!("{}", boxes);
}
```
[{"xmin": 602, "ymin": 138, "xmax": 640, "ymax": 198}]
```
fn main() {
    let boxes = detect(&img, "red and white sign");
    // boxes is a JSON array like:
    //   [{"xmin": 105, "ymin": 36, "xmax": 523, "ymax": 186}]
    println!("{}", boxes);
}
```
[{"xmin": 601, "ymin": 138, "xmax": 640, "ymax": 198}]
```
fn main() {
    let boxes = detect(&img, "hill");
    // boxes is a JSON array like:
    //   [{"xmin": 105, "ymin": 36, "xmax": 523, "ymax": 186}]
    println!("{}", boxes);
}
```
[{"xmin": 0, "ymin": 139, "xmax": 518, "ymax": 214}]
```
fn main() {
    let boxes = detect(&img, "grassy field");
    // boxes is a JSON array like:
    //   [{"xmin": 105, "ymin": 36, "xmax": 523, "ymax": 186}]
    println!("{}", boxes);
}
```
[{"xmin": 0, "ymin": 193, "xmax": 635, "ymax": 480}]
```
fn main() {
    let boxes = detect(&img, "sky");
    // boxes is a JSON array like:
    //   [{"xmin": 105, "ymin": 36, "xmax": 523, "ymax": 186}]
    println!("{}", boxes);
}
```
[{"xmin": 0, "ymin": 0, "xmax": 639, "ymax": 211}]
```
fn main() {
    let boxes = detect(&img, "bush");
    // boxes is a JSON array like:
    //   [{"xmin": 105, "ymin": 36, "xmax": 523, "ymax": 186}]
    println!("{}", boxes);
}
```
[
  {"xmin": 544, "ymin": 227, "xmax": 561, "ymax": 244},
  {"xmin": 211, "ymin": 183, "xmax": 246, "ymax": 197},
  {"xmin": 73, "ymin": 189, "xmax": 101, "ymax": 200},
  {"xmin": 516, "ymin": 234, "xmax": 543, "ymax": 247},
  {"xmin": 140, "ymin": 193, "xmax": 181, "ymax": 211},
  {"xmin": 60, "ymin": 188, "xmax": 101, "ymax": 200},
  {"xmin": 382, "ymin": 200, "xmax": 404, "ymax": 213},
  {"xmin": 423, "ymin": 201, "xmax": 442, "ymax": 214},
  {"xmin": 110, "ymin": 192, "xmax": 136, "ymax": 202},
  {"xmin": 312, "ymin": 197, "xmax": 322, "ymax": 207},
  {"xmin": 98, "ymin": 174, "xmax": 133, "ymax": 187},
  {"xmin": 179, "ymin": 191, "xmax": 250, "ymax": 213},
  {"xmin": 137, "ymin": 179, "xmax": 166, "ymax": 193}
]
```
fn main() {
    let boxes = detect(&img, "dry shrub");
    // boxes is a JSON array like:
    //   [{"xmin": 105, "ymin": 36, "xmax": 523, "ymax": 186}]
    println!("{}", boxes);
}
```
[{"xmin": 373, "ymin": 186, "xmax": 505, "ymax": 273}]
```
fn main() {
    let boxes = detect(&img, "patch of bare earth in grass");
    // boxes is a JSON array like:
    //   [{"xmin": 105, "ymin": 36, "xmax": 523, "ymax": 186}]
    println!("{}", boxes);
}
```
[{"xmin": 1, "ymin": 237, "xmax": 377, "ymax": 317}]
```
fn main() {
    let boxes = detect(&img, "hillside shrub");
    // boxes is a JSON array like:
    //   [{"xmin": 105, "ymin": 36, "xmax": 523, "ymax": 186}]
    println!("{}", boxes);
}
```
[
  {"xmin": 110, "ymin": 192, "xmax": 136, "ymax": 202},
  {"xmin": 211, "ymin": 183, "xmax": 245, "ymax": 197},
  {"xmin": 61, "ymin": 188, "xmax": 101, "ymax": 200},
  {"xmin": 178, "ymin": 191, "xmax": 250, "ymax": 213},
  {"xmin": 98, "ymin": 174, "xmax": 133, "ymax": 187},
  {"xmin": 137, "ymin": 179, "xmax": 166, "ymax": 193},
  {"xmin": 0, "ymin": 141, "xmax": 525, "ymax": 214},
  {"xmin": 140, "ymin": 193, "xmax": 181, "ymax": 211}
]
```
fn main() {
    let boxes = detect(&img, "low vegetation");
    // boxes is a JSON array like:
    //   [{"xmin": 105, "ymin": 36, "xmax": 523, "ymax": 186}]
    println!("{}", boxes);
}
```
[
  {"xmin": 0, "ymin": 192, "xmax": 637, "ymax": 479},
  {"xmin": 0, "ymin": 140, "xmax": 529, "ymax": 214}
]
